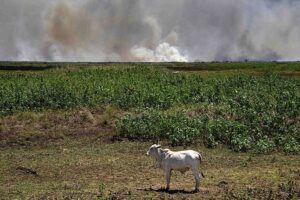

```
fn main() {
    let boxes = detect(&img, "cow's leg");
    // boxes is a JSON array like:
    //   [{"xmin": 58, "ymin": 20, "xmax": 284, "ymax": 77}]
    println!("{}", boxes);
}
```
[
  {"xmin": 192, "ymin": 168, "xmax": 201, "ymax": 192},
  {"xmin": 165, "ymin": 169, "xmax": 172, "ymax": 191}
]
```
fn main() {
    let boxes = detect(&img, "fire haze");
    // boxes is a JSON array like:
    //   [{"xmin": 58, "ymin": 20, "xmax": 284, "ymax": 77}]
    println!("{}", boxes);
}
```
[{"xmin": 0, "ymin": 0, "xmax": 300, "ymax": 62}]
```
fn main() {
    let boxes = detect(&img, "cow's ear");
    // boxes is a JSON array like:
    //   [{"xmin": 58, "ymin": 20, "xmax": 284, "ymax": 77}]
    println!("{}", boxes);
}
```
[{"xmin": 161, "ymin": 149, "xmax": 169, "ymax": 152}]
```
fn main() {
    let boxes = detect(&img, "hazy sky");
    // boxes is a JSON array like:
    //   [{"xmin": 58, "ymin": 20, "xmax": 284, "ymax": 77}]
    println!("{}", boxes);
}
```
[{"xmin": 0, "ymin": 0, "xmax": 299, "ymax": 62}]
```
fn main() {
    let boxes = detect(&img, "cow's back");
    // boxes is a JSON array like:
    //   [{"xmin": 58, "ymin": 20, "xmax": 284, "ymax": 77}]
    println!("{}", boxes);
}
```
[{"xmin": 164, "ymin": 150, "xmax": 201, "ymax": 170}]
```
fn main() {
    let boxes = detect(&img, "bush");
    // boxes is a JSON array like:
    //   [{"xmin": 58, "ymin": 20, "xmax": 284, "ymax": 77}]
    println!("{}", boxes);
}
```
[
  {"xmin": 254, "ymin": 136, "xmax": 275, "ymax": 154},
  {"xmin": 283, "ymin": 138, "xmax": 300, "ymax": 154},
  {"xmin": 116, "ymin": 110, "xmax": 299, "ymax": 153},
  {"xmin": 1, "ymin": 66, "xmax": 299, "ymax": 153},
  {"xmin": 116, "ymin": 110, "xmax": 204, "ymax": 146}
]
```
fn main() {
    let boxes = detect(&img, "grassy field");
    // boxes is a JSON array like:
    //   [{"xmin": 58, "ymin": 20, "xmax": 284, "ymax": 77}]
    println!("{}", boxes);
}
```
[
  {"xmin": 1, "ymin": 141, "xmax": 300, "ymax": 199},
  {"xmin": 0, "ymin": 62, "xmax": 299, "ymax": 199}
]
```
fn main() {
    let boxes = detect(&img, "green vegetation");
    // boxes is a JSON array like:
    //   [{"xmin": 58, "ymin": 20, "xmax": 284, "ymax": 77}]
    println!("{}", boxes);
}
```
[
  {"xmin": 0, "ymin": 62, "xmax": 299, "ymax": 199},
  {"xmin": 0, "ymin": 63, "xmax": 298, "ymax": 153}
]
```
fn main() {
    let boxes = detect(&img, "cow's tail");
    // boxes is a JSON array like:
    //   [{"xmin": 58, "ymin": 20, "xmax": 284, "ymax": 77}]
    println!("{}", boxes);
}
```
[
  {"xmin": 197, "ymin": 153, "xmax": 203, "ymax": 164},
  {"xmin": 197, "ymin": 153, "xmax": 205, "ymax": 178}
]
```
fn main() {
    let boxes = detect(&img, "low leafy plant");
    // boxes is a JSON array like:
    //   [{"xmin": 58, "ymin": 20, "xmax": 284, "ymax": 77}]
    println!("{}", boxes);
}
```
[
  {"xmin": 0, "ymin": 65, "xmax": 299, "ymax": 153},
  {"xmin": 254, "ymin": 136, "xmax": 276, "ymax": 154},
  {"xmin": 97, "ymin": 182, "xmax": 107, "ymax": 200}
]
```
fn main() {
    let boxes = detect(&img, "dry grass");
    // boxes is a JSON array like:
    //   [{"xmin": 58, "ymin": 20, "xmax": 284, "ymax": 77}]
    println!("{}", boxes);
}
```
[
  {"xmin": 0, "ymin": 106, "xmax": 121, "ymax": 147},
  {"xmin": 1, "ymin": 140, "xmax": 299, "ymax": 199},
  {"xmin": 167, "ymin": 68, "xmax": 300, "ymax": 78},
  {"xmin": 0, "ymin": 110, "xmax": 299, "ymax": 199}
]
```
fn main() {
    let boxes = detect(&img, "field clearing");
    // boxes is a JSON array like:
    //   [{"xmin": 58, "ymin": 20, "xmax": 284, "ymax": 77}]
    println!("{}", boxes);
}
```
[
  {"xmin": 0, "ymin": 62, "xmax": 299, "ymax": 199},
  {"xmin": 1, "ymin": 131, "xmax": 299, "ymax": 199}
]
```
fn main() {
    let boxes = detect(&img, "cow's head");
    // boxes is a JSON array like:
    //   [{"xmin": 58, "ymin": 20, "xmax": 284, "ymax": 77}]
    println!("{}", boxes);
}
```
[{"xmin": 146, "ymin": 144, "xmax": 161, "ymax": 156}]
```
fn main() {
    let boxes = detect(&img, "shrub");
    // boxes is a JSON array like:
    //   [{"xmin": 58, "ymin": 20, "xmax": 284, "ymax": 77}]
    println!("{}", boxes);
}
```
[{"xmin": 1, "ymin": 66, "xmax": 299, "ymax": 153}]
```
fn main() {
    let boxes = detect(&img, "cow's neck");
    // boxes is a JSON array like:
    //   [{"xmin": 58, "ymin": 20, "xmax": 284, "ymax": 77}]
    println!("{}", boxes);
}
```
[{"xmin": 157, "ymin": 148, "xmax": 168, "ymax": 161}]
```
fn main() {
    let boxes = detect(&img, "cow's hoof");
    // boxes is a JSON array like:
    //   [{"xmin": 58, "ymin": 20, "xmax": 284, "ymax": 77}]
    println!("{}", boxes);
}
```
[
  {"xmin": 165, "ymin": 187, "xmax": 170, "ymax": 192},
  {"xmin": 193, "ymin": 189, "xmax": 200, "ymax": 193}
]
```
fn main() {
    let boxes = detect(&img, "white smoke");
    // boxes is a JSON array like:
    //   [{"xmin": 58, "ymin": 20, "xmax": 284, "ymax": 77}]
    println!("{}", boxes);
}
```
[
  {"xmin": 0, "ymin": 0, "xmax": 299, "ymax": 62},
  {"xmin": 131, "ymin": 43, "xmax": 188, "ymax": 62}
]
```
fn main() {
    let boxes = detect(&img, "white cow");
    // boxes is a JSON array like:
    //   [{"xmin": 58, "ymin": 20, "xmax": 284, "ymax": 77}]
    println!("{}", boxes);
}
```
[{"xmin": 147, "ymin": 144, "xmax": 204, "ymax": 192}]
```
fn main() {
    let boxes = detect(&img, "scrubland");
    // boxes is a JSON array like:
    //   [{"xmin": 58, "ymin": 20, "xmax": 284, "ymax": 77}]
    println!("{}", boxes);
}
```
[{"xmin": 0, "ymin": 62, "xmax": 299, "ymax": 199}]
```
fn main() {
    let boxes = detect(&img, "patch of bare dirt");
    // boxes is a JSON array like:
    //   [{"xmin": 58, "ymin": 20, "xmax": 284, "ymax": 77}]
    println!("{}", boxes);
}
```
[{"xmin": 0, "ymin": 107, "xmax": 119, "ymax": 147}]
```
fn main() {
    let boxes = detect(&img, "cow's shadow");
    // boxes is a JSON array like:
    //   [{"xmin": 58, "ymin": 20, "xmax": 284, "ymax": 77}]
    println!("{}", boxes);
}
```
[{"xmin": 143, "ymin": 187, "xmax": 197, "ymax": 194}]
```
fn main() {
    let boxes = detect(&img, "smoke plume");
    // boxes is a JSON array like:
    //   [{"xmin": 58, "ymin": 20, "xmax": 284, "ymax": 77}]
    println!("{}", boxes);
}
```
[{"xmin": 0, "ymin": 0, "xmax": 299, "ymax": 62}]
